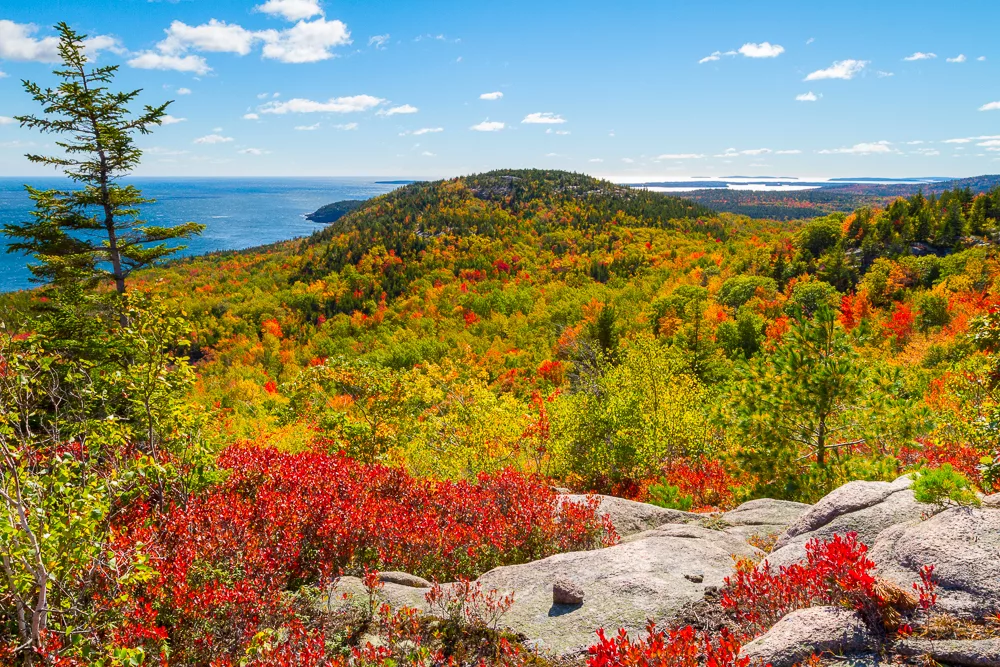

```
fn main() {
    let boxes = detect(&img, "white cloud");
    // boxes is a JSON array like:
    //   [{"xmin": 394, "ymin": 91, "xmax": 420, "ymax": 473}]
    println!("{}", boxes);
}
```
[
  {"xmin": 471, "ymin": 120, "xmax": 504, "ymax": 132},
  {"xmin": 239, "ymin": 147, "xmax": 270, "ymax": 155},
  {"xmin": 255, "ymin": 0, "xmax": 324, "ymax": 21},
  {"xmin": 176, "ymin": 87, "xmax": 193, "ymax": 95},
  {"xmin": 740, "ymin": 148, "xmax": 771, "ymax": 155},
  {"xmin": 980, "ymin": 101, "xmax": 1000, "ymax": 111},
  {"xmin": 377, "ymin": 104, "xmax": 418, "ymax": 116},
  {"xmin": 806, "ymin": 37, "xmax": 815, "ymax": 45},
  {"xmin": 260, "ymin": 18, "xmax": 352, "ymax": 63},
  {"xmin": 0, "ymin": 116, "xmax": 15, "ymax": 125},
  {"xmin": 0, "ymin": 70, "xmax": 6, "ymax": 78},
  {"xmin": 655, "ymin": 153, "xmax": 705, "ymax": 159},
  {"xmin": 700, "ymin": 42, "xmax": 783, "ymax": 64},
  {"xmin": 877, "ymin": 70, "xmax": 895, "ymax": 77},
  {"xmin": 947, "ymin": 54, "xmax": 967, "ymax": 63},
  {"xmin": 796, "ymin": 91, "xmax": 819, "ymax": 102},
  {"xmin": 243, "ymin": 113, "xmax": 260, "ymax": 120},
  {"xmin": 545, "ymin": 128, "xmax": 571, "ymax": 135},
  {"xmin": 421, "ymin": 151, "xmax": 435, "ymax": 157},
  {"xmin": 368, "ymin": 34, "xmax": 390, "ymax": 49},
  {"xmin": 194, "ymin": 134, "xmax": 234, "ymax": 144},
  {"xmin": 818, "ymin": 140, "xmax": 894, "ymax": 155},
  {"xmin": 333, "ymin": 122, "xmax": 358, "ymax": 130},
  {"xmin": 943, "ymin": 138, "xmax": 973, "ymax": 143},
  {"xmin": 0, "ymin": 20, "xmax": 118, "ymax": 62},
  {"xmin": 905, "ymin": 140, "xmax": 925, "ymax": 145},
  {"xmin": 622, "ymin": 158, "xmax": 634, "ymax": 163},
  {"xmin": 128, "ymin": 52, "xmax": 211, "ymax": 75},
  {"xmin": 978, "ymin": 56, "xmax": 987, "ymax": 61},
  {"xmin": 588, "ymin": 158, "xmax": 603, "ymax": 163},
  {"xmin": 805, "ymin": 59, "xmax": 868, "ymax": 80},
  {"xmin": 522, "ymin": 112, "xmax": 566, "ymax": 124},
  {"xmin": 480, "ymin": 91, "xmax": 503, "ymax": 100},
  {"xmin": 412, "ymin": 127, "xmax": 443, "ymax": 135},
  {"xmin": 159, "ymin": 19, "xmax": 258, "ymax": 55},
  {"xmin": 904, "ymin": 52, "xmax": 936, "ymax": 61},
  {"xmin": 978, "ymin": 139, "xmax": 1000, "ymax": 148},
  {"xmin": 294, "ymin": 123, "xmax": 321, "ymax": 130},
  {"xmin": 775, "ymin": 149, "xmax": 802, "ymax": 154},
  {"xmin": 259, "ymin": 95, "xmax": 383, "ymax": 114},
  {"xmin": 160, "ymin": 114, "xmax": 187, "ymax": 125},
  {"xmin": 739, "ymin": 42, "xmax": 784, "ymax": 58},
  {"xmin": 913, "ymin": 148, "xmax": 941, "ymax": 156}
]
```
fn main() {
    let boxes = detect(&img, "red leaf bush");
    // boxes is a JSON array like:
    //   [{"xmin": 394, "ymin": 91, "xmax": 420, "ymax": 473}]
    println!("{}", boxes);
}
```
[
  {"xmin": 106, "ymin": 445, "xmax": 615, "ymax": 664},
  {"xmin": 721, "ymin": 532, "xmax": 882, "ymax": 638},
  {"xmin": 588, "ymin": 623, "xmax": 748, "ymax": 667}
]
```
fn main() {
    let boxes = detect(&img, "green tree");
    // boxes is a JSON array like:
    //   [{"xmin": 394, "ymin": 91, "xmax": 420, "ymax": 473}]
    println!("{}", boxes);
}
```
[
  {"xmin": 724, "ymin": 307, "xmax": 862, "ymax": 498},
  {"xmin": 3, "ymin": 23, "xmax": 203, "ymax": 294}
]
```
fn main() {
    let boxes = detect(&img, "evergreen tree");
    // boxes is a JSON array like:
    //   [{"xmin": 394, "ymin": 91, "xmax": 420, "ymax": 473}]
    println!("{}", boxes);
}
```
[
  {"xmin": 3, "ymin": 23, "xmax": 203, "ymax": 294},
  {"xmin": 723, "ymin": 306, "xmax": 862, "ymax": 498}
]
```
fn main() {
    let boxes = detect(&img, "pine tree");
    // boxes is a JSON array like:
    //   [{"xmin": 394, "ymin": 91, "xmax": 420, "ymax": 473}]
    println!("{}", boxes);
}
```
[{"xmin": 3, "ymin": 23, "xmax": 203, "ymax": 294}]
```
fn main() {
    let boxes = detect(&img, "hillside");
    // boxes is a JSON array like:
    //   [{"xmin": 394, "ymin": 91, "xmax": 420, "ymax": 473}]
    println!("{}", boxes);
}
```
[
  {"xmin": 675, "ymin": 174, "xmax": 1000, "ymax": 219},
  {"xmin": 6, "ymin": 166, "xmax": 1000, "ymax": 666}
]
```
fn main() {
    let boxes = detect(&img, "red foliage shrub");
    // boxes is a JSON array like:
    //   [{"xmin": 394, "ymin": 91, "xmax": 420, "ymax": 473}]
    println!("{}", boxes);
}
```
[
  {"xmin": 898, "ymin": 439, "xmax": 984, "ymax": 486},
  {"xmin": 109, "ymin": 446, "xmax": 615, "ymax": 664},
  {"xmin": 721, "ymin": 532, "xmax": 882, "ymax": 639},
  {"xmin": 588, "ymin": 622, "xmax": 748, "ymax": 667},
  {"xmin": 658, "ymin": 457, "xmax": 738, "ymax": 511}
]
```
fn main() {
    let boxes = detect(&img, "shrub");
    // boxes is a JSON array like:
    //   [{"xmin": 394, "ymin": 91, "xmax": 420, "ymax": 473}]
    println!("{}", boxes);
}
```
[
  {"xmin": 588, "ymin": 623, "xmax": 748, "ymax": 667},
  {"xmin": 911, "ymin": 464, "xmax": 980, "ymax": 508},
  {"xmin": 721, "ymin": 533, "xmax": 884, "ymax": 639},
  {"xmin": 646, "ymin": 483, "xmax": 693, "ymax": 511},
  {"xmin": 108, "ymin": 445, "xmax": 617, "ymax": 664}
]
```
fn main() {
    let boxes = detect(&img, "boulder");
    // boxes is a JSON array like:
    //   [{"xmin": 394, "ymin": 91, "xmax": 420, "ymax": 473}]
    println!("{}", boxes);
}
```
[
  {"xmin": 738, "ymin": 606, "xmax": 875, "ymax": 667},
  {"xmin": 895, "ymin": 638, "xmax": 1000, "ymax": 667},
  {"xmin": 553, "ymin": 579, "xmax": 584, "ymax": 605},
  {"xmin": 983, "ymin": 493, "xmax": 1000, "ymax": 509},
  {"xmin": 765, "ymin": 477, "xmax": 931, "ymax": 570},
  {"xmin": 321, "ymin": 576, "xmax": 431, "ymax": 614},
  {"xmin": 474, "ymin": 523, "xmax": 761, "ymax": 656},
  {"xmin": 560, "ymin": 494, "xmax": 697, "ymax": 538},
  {"xmin": 723, "ymin": 498, "xmax": 811, "ymax": 528},
  {"xmin": 378, "ymin": 571, "xmax": 433, "ymax": 588},
  {"xmin": 722, "ymin": 498, "xmax": 811, "ymax": 547},
  {"xmin": 871, "ymin": 505, "xmax": 1000, "ymax": 618}
]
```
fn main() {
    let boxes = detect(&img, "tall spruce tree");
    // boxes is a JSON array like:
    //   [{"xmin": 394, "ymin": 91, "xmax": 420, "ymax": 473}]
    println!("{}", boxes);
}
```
[{"xmin": 3, "ymin": 23, "xmax": 203, "ymax": 294}]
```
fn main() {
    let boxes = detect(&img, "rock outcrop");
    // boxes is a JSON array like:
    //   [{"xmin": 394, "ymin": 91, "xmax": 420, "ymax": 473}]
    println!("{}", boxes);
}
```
[
  {"xmin": 895, "ymin": 638, "xmax": 1000, "ymax": 666},
  {"xmin": 560, "ymin": 494, "xmax": 697, "ymax": 538},
  {"xmin": 871, "ymin": 505, "xmax": 1000, "ymax": 617},
  {"xmin": 738, "ymin": 606, "xmax": 875, "ymax": 667},
  {"xmin": 722, "ymin": 498, "xmax": 811, "ymax": 542},
  {"xmin": 765, "ymin": 476, "xmax": 931, "ymax": 569},
  {"xmin": 474, "ymin": 523, "xmax": 761, "ymax": 656}
]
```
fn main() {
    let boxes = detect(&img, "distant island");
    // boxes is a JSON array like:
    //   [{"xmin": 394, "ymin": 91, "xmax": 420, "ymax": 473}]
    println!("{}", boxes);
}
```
[
  {"xmin": 375, "ymin": 180, "xmax": 424, "ymax": 185},
  {"xmin": 305, "ymin": 199, "xmax": 367, "ymax": 223}
]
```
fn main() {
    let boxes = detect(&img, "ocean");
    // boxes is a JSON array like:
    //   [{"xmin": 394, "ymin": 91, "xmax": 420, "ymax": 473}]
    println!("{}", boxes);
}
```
[{"xmin": 0, "ymin": 177, "xmax": 403, "ymax": 293}]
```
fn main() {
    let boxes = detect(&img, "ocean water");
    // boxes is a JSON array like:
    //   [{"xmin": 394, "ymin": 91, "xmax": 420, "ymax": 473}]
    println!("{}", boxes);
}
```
[{"xmin": 0, "ymin": 177, "xmax": 402, "ymax": 293}]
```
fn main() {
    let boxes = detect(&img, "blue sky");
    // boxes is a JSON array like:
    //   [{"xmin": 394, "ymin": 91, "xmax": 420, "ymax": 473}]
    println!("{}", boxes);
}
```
[{"xmin": 0, "ymin": 0, "xmax": 998, "ymax": 180}]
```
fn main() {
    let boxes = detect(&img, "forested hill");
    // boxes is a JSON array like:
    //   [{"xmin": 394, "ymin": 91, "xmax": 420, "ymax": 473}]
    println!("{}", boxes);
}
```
[
  {"xmin": 295, "ymin": 169, "xmax": 719, "ymax": 306},
  {"xmin": 680, "ymin": 174, "xmax": 1000, "ymax": 220},
  {"xmin": 309, "ymin": 169, "xmax": 715, "ymax": 245}
]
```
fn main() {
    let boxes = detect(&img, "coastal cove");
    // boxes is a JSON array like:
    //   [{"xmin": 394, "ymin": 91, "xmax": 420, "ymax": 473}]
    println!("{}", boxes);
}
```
[{"xmin": 0, "ymin": 177, "xmax": 401, "ymax": 292}]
